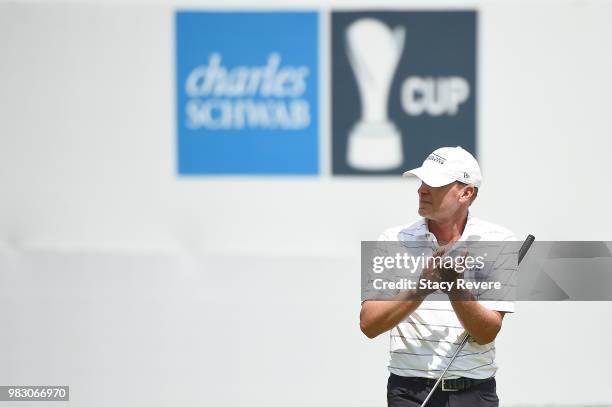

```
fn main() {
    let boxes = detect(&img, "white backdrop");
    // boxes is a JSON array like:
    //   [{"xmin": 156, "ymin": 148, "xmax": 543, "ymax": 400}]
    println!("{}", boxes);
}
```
[{"xmin": 1, "ymin": 1, "xmax": 611, "ymax": 406}]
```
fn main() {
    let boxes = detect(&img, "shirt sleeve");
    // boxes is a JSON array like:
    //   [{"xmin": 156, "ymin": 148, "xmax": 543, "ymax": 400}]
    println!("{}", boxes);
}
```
[
  {"xmin": 480, "ymin": 300, "xmax": 515, "ymax": 313},
  {"xmin": 362, "ymin": 231, "xmax": 401, "ymax": 302}
]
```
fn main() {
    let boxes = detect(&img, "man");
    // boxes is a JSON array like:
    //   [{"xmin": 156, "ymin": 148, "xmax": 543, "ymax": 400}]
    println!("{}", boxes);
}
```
[{"xmin": 360, "ymin": 146, "xmax": 515, "ymax": 407}]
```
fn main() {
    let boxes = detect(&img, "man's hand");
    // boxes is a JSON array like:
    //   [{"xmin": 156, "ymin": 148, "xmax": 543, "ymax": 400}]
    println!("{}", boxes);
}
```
[
  {"xmin": 439, "ymin": 247, "xmax": 468, "ymax": 283},
  {"xmin": 415, "ymin": 246, "xmax": 445, "ymax": 297},
  {"xmin": 416, "ymin": 244, "xmax": 466, "ymax": 297}
]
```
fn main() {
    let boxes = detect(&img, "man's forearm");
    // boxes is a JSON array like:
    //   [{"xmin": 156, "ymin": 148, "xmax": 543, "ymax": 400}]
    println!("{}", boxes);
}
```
[
  {"xmin": 448, "ymin": 288, "xmax": 504, "ymax": 345},
  {"xmin": 359, "ymin": 290, "xmax": 426, "ymax": 339}
]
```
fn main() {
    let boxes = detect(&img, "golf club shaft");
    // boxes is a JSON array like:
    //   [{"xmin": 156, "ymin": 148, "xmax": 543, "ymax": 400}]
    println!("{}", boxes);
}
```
[{"xmin": 419, "ymin": 332, "xmax": 470, "ymax": 407}]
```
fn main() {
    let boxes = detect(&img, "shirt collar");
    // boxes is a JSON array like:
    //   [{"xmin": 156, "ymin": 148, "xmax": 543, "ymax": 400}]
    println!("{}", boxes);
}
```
[{"xmin": 420, "ymin": 212, "xmax": 477, "ymax": 243}]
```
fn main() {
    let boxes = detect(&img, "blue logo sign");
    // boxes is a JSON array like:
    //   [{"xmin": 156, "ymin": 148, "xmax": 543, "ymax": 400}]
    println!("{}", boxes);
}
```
[{"xmin": 176, "ymin": 12, "xmax": 319, "ymax": 175}]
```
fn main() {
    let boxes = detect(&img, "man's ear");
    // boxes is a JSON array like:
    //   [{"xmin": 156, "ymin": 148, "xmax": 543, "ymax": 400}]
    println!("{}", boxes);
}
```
[{"xmin": 459, "ymin": 184, "xmax": 475, "ymax": 203}]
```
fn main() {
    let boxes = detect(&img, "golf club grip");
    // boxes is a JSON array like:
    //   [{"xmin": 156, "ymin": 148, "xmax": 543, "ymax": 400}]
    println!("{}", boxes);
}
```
[{"xmin": 518, "ymin": 234, "xmax": 536, "ymax": 265}]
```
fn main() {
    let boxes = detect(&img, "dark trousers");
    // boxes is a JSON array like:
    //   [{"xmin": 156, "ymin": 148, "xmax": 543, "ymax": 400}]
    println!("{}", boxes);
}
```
[{"xmin": 387, "ymin": 374, "xmax": 499, "ymax": 407}]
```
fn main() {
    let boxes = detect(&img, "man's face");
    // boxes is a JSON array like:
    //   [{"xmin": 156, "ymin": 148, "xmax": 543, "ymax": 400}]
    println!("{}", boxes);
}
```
[{"xmin": 417, "ymin": 181, "xmax": 466, "ymax": 221}]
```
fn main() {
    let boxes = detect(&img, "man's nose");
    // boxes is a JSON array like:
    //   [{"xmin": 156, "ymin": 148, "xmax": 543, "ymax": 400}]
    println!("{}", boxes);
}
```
[{"xmin": 418, "ymin": 182, "xmax": 429, "ymax": 195}]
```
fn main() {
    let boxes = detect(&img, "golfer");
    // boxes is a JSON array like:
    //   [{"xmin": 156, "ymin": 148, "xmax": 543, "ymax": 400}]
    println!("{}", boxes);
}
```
[{"xmin": 360, "ymin": 146, "xmax": 515, "ymax": 407}]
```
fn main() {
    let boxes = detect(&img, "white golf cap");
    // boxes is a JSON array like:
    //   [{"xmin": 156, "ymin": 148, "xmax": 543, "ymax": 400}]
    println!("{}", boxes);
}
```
[{"xmin": 402, "ymin": 146, "xmax": 482, "ymax": 188}]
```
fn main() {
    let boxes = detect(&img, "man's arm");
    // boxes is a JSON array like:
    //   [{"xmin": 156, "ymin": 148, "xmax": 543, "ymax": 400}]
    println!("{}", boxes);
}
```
[
  {"xmin": 359, "ymin": 291, "xmax": 424, "ymax": 339},
  {"xmin": 448, "ymin": 287, "xmax": 506, "ymax": 345},
  {"xmin": 360, "ymin": 253, "xmax": 445, "ymax": 339}
]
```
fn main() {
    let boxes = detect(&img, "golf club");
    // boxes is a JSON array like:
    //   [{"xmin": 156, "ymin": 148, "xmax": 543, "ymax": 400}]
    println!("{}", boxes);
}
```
[{"xmin": 419, "ymin": 234, "xmax": 536, "ymax": 407}]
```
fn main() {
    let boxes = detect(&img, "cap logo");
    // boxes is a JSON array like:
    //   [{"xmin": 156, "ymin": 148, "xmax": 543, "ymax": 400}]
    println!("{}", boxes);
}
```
[
  {"xmin": 464, "ymin": 172, "xmax": 469, "ymax": 179},
  {"xmin": 426, "ymin": 153, "xmax": 446, "ymax": 165}
]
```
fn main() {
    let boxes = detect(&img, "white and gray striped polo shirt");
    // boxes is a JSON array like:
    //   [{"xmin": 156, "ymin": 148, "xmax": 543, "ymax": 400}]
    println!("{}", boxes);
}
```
[{"xmin": 379, "ymin": 214, "xmax": 516, "ymax": 380}]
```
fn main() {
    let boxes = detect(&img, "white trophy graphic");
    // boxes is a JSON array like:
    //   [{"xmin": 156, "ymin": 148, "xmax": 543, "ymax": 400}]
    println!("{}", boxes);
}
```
[{"xmin": 345, "ymin": 18, "xmax": 405, "ymax": 170}]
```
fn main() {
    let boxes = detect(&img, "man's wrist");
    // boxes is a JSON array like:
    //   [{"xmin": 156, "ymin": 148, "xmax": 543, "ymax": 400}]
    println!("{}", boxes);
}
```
[
  {"xmin": 400, "ymin": 287, "xmax": 430, "ymax": 301},
  {"xmin": 448, "ymin": 286, "xmax": 473, "ymax": 301}
]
